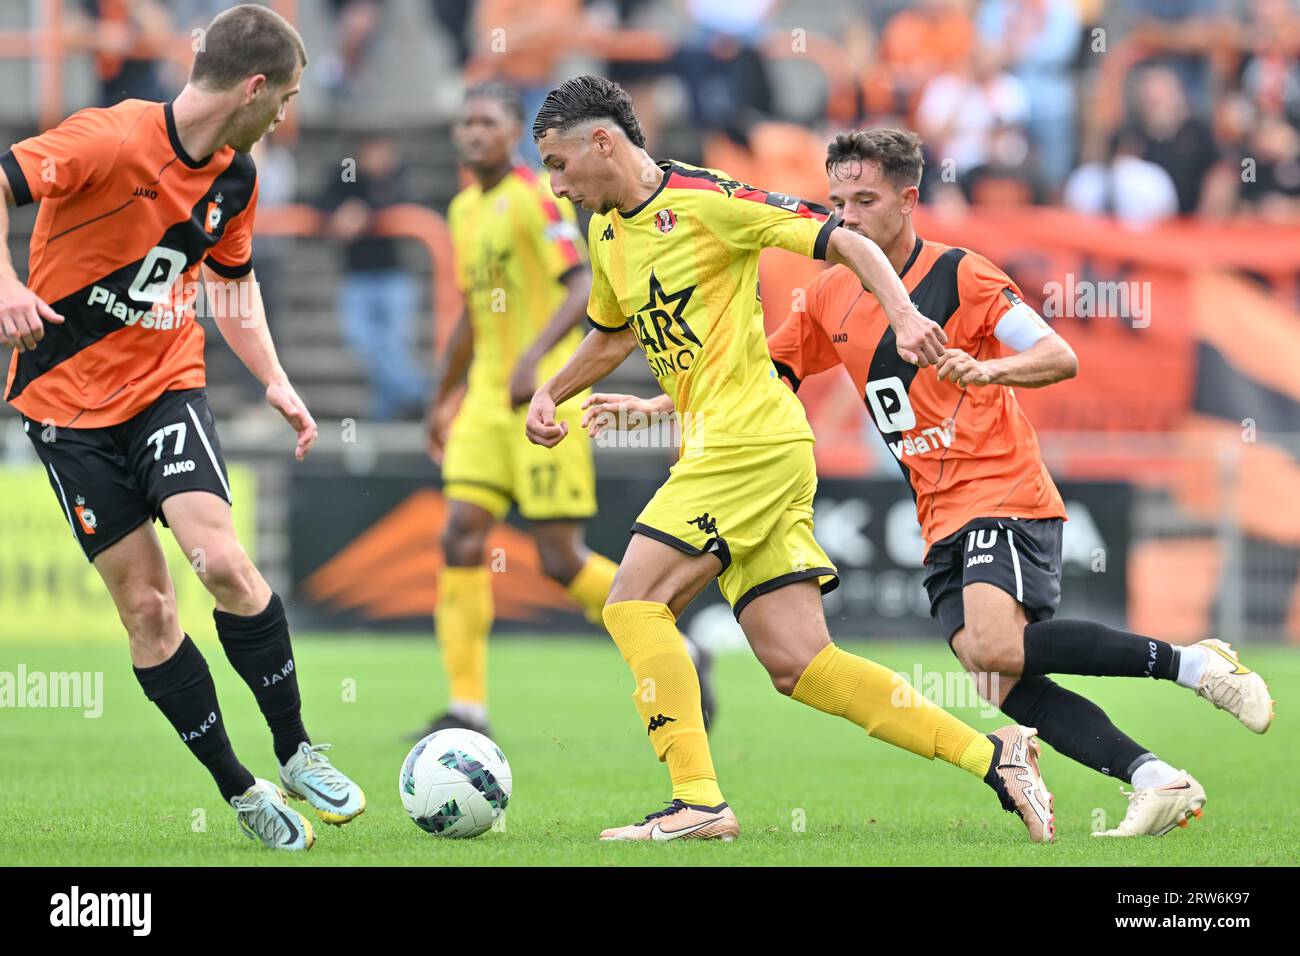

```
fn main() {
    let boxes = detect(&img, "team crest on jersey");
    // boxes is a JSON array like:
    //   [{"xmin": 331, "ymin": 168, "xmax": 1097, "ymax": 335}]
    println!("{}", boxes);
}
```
[
  {"xmin": 205, "ymin": 192, "xmax": 224, "ymax": 233},
  {"xmin": 655, "ymin": 208, "xmax": 676, "ymax": 233},
  {"xmin": 73, "ymin": 496, "xmax": 98, "ymax": 535}
]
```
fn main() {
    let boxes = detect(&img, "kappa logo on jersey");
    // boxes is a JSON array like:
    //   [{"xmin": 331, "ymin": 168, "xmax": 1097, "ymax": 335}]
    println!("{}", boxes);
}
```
[
  {"xmin": 73, "ymin": 495, "xmax": 97, "ymax": 535},
  {"xmin": 205, "ymin": 192, "xmax": 224, "ymax": 233},
  {"xmin": 633, "ymin": 271, "xmax": 700, "ymax": 377},
  {"xmin": 601, "ymin": 223, "xmax": 615, "ymax": 241},
  {"xmin": 687, "ymin": 512, "xmax": 719, "ymax": 536},
  {"xmin": 865, "ymin": 377, "xmax": 916, "ymax": 433},
  {"xmin": 654, "ymin": 208, "xmax": 676, "ymax": 233}
]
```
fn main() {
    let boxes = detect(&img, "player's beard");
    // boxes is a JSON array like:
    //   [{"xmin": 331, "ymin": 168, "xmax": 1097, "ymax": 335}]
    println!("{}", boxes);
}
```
[{"xmin": 229, "ymin": 105, "xmax": 278, "ymax": 153}]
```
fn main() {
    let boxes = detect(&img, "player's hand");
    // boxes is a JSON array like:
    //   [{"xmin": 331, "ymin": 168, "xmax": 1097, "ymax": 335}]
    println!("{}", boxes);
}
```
[
  {"xmin": 425, "ymin": 394, "xmax": 458, "ymax": 464},
  {"xmin": 935, "ymin": 348, "xmax": 995, "ymax": 388},
  {"xmin": 525, "ymin": 389, "xmax": 567, "ymax": 447},
  {"xmin": 580, "ymin": 393, "xmax": 658, "ymax": 438},
  {"xmin": 0, "ymin": 274, "xmax": 64, "ymax": 353},
  {"xmin": 266, "ymin": 380, "xmax": 317, "ymax": 461},
  {"xmin": 507, "ymin": 353, "xmax": 539, "ymax": 408},
  {"xmin": 891, "ymin": 307, "xmax": 946, "ymax": 367}
]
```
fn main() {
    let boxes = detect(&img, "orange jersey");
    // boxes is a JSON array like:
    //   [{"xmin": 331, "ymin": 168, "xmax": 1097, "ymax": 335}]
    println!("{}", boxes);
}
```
[
  {"xmin": 2, "ymin": 100, "xmax": 258, "ymax": 427},
  {"xmin": 767, "ymin": 237, "xmax": 1066, "ymax": 555}
]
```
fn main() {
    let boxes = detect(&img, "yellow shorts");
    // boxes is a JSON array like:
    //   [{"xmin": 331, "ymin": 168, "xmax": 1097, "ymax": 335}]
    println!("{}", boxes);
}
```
[
  {"xmin": 632, "ymin": 438, "xmax": 839, "ymax": 616},
  {"xmin": 441, "ymin": 401, "xmax": 597, "ymax": 521}
]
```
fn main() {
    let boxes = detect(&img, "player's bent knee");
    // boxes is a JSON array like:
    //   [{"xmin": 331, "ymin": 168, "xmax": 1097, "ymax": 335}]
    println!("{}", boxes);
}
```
[
  {"xmin": 536, "ymin": 543, "xmax": 581, "ymax": 585},
  {"xmin": 440, "ymin": 520, "xmax": 489, "ymax": 566},
  {"xmin": 964, "ymin": 621, "xmax": 1024, "ymax": 674},
  {"xmin": 195, "ymin": 543, "xmax": 261, "ymax": 603},
  {"xmin": 118, "ymin": 587, "xmax": 177, "ymax": 645}
]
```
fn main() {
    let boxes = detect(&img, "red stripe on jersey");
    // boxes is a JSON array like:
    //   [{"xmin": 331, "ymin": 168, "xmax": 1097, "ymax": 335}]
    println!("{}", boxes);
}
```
[{"xmin": 515, "ymin": 166, "xmax": 581, "ymax": 266}]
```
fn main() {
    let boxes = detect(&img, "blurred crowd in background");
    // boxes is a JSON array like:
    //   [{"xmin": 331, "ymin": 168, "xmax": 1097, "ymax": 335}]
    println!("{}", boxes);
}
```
[
  {"xmin": 10, "ymin": 0, "xmax": 1300, "ymax": 421},
  {"xmin": 73, "ymin": 0, "xmax": 1300, "ymax": 221}
]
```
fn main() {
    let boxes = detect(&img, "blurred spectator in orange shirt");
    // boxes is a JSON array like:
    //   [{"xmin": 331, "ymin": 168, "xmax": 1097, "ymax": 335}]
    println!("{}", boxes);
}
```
[{"xmin": 874, "ymin": 0, "xmax": 974, "ymax": 118}]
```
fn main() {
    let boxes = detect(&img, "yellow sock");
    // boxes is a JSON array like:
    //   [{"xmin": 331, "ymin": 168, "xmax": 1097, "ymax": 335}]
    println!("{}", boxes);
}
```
[
  {"xmin": 792, "ymin": 643, "xmax": 994, "ymax": 778},
  {"xmin": 603, "ymin": 600, "xmax": 724, "ymax": 806},
  {"xmin": 566, "ymin": 553, "xmax": 618, "ymax": 625},
  {"xmin": 435, "ymin": 566, "xmax": 493, "ymax": 708}
]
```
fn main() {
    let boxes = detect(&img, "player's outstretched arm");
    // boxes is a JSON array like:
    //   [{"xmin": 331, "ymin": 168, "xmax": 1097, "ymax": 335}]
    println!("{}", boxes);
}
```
[
  {"xmin": 826, "ymin": 227, "xmax": 946, "ymax": 367},
  {"xmin": 937, "ymin": 334, "xmax": 1079, "ymax": 389},
  {"xmin": 203, "ymin": 265, "xmax": 317, "ymax": 461},
  {"xmin": 526, "ymin": 327, "xmax": 637, "ymax": 447},
  {"xmin": 508, "ymin": 266, "xmax": 593, "ymax": 407},
  {"xmin": 0, "ymin": 166, "xmax": 64, "ymax": 352}
]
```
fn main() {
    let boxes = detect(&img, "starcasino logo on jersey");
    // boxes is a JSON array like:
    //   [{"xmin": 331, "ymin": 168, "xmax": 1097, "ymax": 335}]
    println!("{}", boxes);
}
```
[{"xmin": 632, "ymin": 270, "xmax": 699, "ymax": 379}]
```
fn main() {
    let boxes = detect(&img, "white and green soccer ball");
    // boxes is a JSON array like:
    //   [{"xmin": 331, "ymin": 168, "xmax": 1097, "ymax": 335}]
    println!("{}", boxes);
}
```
[{"xmin": 399, "ymin": 728, "xmax": 512, "ymax": 838}]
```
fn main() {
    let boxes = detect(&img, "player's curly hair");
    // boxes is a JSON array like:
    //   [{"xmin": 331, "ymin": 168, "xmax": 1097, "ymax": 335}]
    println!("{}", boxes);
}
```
[
  {"xmin": 531, "ymin": 75, "xmax": 646, "ymax": 148},
  {"xmin": 464, "ymin": 81, "xmax": 525, "ymax": 124},
  {"xmin": 826, "ymin": 128, "xmax": 924, "ymax": 189}
]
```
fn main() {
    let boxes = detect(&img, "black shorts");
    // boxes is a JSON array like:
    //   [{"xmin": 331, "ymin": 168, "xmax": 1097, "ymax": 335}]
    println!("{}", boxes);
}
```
[
  {"xmin": 922, "ymin": 516, "xmax": 1063, "ymax": 642},
  {"xmin": 23, "ymin": 388, "xmax": 232, "ymax": 562}
]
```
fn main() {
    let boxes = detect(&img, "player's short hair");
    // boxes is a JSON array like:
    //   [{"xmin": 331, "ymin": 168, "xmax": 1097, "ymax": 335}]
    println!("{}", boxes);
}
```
[
  {"xmin": 531, "ymin": 74, "xmax": 645, "ymax": 148},
  {"xmin": 190, "ymin": 4, "xmax": 307, "ymax": 91},
  {"xmin": 464, "ymin": 81, "xmax": 525, "ymax": 124},
  {"xmin": 825, "ymin": 128, "xmax": 924, "ymax": 189}
]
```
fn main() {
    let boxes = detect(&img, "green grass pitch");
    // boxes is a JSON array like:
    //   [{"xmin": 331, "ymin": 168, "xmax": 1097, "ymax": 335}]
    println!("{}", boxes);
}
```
[{"xmin": 0, "ymin": 635, "xmax": 1295, "ymax": 866}]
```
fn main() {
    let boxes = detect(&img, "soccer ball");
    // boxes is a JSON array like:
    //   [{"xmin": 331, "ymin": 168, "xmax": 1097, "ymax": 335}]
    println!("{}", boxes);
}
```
[{"xmin": 399, "ymin": 728, "xmax": 512, "ymax": 838}]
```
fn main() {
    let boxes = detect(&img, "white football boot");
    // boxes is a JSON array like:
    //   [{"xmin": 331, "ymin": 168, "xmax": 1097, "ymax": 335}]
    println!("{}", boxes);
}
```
[
  {"xmin": 1191, "ymin": 640, "xmax": 1274, "ymax": 733},
  {"xmin": 1095, "ymin": 772, "xmax": 1206, "ymax": 837}
]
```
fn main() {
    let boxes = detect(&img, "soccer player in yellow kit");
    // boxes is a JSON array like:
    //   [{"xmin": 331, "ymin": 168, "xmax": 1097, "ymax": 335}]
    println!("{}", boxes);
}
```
[
  {"xmin": 525, "ymin": 75, "xmax": 1056, "ymax": 843},
  {"xmin": 421, "ymin": 82, "xmax": 715, "ymax": 738}
]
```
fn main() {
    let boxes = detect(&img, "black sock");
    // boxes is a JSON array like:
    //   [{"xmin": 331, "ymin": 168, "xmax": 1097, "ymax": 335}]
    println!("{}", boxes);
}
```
[
  {"xmin": 214, "ymin": 593, "xmax": 309, "ymax": 765},
  {"xmin": 1002, "ymin": 675, "xmax": 1156, "ymax": 782},
  {"xmin": 1023, "ymin": 618, "xmax": 1180, "ymax": 680},
  {"xmin": 134, "ymin": 635, "xmax": 255, "ymax": 802}
]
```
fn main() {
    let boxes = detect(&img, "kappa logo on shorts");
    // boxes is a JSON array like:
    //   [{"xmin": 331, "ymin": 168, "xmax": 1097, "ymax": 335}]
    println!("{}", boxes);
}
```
[
  {"xmin": 687, "ymin": 513, "xmax": 719, "ymax": 536},
  {"xmin": 73, "ymin": 496, "xmax": 97, "ymax": 535}
]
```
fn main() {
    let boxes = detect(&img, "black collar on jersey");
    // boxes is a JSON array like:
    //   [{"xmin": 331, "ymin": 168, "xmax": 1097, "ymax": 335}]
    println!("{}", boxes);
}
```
[
  {"xmin": 165, "ymin": 101, "xmax": 213, "ymax": 170},
  {"xmin": 619, "ymin": 160, "xmax": 671, "ymax": 219},
  {"xmin": 898, "ymin": 234, "xmax": 925, "ymax": 279}
]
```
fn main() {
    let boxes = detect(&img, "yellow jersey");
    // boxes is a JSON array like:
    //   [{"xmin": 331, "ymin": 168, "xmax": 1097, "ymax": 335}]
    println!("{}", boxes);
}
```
[
  {"xmin": 448, "ymin": 165, "xmax": 587, "ymax": 408},
  {"xmin": 586, "ymin": 160, "xmax": 839, "ymax": 451}
]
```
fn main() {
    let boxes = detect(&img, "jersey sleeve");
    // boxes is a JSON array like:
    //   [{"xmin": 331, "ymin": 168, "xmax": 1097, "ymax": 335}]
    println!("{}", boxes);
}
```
[
  {"xmin": 1, "ymin": 108, "xmax": 121, "ymax": 206},
  {"xmin": 526, "ymin": 183, "xmax": 586, "ymax": 282},
  {"xmin": 585, "ymin": 218, "xmax": 627, "ymax": 332},
  {"xmin": 766, "ymin": 272, "xmax": 842, "ymax": 392},
  {"xmin": 955, "ymin": 251, "xmax": 1052, "ymax": 352},
  {"xmin": 698, "ymin": 181, "xmax": 841, "ymax": 259},
  {"xmin": 205, "ymin": 178, "xmax": 258, "ymax": 279}
]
